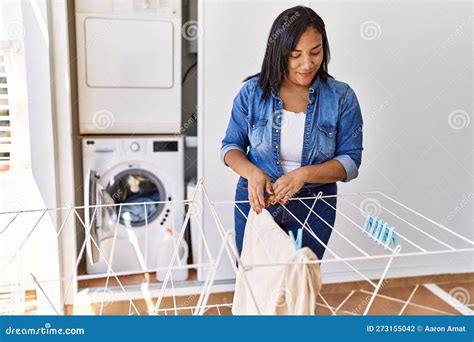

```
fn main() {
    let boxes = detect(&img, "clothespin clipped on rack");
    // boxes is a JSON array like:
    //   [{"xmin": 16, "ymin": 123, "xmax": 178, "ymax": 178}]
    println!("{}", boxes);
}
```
[
  {"xmin": 363, "ymin": 214, "xmax": 398, "ymax": 249},
  {"xmin": 289, "ymin": 228, "xmax": 303, "ymax": 250}
]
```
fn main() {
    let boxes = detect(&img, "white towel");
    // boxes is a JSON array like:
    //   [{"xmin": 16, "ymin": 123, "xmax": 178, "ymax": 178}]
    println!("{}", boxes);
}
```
[{"xmin": 232, "ymin": 208, "xmax": 322, "ymax": 315}]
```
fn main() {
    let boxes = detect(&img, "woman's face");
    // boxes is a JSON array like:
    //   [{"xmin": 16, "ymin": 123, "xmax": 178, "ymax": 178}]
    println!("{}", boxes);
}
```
[{"xmin": 285, "ymin": 27, "xmax": 323, "ymax": 88}]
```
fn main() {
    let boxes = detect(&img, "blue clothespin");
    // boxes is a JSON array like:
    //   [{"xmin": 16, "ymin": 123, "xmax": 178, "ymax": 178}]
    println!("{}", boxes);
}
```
[
  {"xmin": 372, "ymin": 218, "xmax": 384, "ymax": 241},
  {"xmin": 376, "ymin": 222, "xmax": 389, "ymax": 244},
  {"xmin": 381, "ymin": 223, "xmax": 398, "ymax": 249},
  {"xmin": 363, "ymin": 213, "xmax": 398, "ymax": 250},
  {"xmin": 384, "ymin": 226, "xmax": 394, "ymax": 249},
  {"xmin": 390, "ymin": 228, "xmax": 398, "ymax": 248},
  {"xmin": 289, "ymin": 228, "xmax": 303, "ymax": 250},
  {"xmin": 363, "ymin": 214, "xmax": 373, "ymax": 232}
]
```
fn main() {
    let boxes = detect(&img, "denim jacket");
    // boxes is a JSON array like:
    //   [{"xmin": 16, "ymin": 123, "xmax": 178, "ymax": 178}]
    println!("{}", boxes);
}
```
[{"xmin": 220, "ymin": 75, "xmax": 363, "ymax": 190}]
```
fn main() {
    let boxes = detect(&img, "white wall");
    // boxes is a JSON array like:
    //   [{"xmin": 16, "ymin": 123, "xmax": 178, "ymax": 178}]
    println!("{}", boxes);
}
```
[
  {"xmin": 22, "ymin": 0, "xmax": 59, "ymax": 211},
  {"xmin": 199, "ymin": 0, "xmax": 473, "ymax": 282},
  {"xmin": 0, "ymin": 0, "xmax": 63, "ymax": 314},
  {"xmin": 18, "ymin": 0, "xmax": 81, "ymax": 311}
]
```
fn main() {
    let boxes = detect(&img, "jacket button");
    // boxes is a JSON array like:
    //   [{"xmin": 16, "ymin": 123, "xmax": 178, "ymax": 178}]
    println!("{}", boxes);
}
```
[
  {"xmin": 276, "ymin": 161, "xmax": 280, "ymax": 165},
  {"xmin": 252, "ymin": 124, "xmax": 256, "ymax": 128}
]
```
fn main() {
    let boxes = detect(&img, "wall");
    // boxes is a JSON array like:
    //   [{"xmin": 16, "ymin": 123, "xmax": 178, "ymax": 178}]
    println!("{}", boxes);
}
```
[
  {"xmin": 199, "ymin": 0, "xmax": 473, "ymax": 282},
  {"xmin": 22, "ymin": 0, "xmax": 58, "ymax": 211},
  {"xmin": 0, "ymin": 0, "xmax": 64, "ymax": 314}
]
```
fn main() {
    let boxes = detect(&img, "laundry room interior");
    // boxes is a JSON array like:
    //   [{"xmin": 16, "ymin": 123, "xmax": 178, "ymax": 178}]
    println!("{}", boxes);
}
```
[{"xmin": 0, "ymin": 0, "xmax": 472, "ymax": 316}]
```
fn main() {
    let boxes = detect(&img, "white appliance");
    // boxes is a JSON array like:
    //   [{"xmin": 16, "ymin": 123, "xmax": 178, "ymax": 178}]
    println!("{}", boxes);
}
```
[
  {"xmin": 155, "ymin": 227, "xmax": 189, "ymax": 281},
  {"xmin": 75, "ymin": 0, "xmax": 182, "ymax": 134},
  {"xmin": 82, "ymin": 136, "xmax": 185, "ymax": 274}
]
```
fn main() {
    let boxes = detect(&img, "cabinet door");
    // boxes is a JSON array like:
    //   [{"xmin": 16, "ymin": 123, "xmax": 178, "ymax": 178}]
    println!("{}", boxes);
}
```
[{"xmin": 85, "ymin": 17, "xmax": 174, "ymax": 88}]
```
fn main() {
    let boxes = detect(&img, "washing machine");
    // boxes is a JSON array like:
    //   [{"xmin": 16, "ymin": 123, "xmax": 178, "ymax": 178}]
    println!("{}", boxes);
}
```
[
  {"xmin": 75, "ymin": 0, "xmax": 182, "ymax": 134},
  {"xmin": 82, "ymin": 136, "xmax": 184, "ymax": 274}
]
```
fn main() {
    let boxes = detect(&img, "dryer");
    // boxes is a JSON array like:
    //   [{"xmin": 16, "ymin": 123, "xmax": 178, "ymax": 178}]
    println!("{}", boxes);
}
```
[
  {"xmin": 82, "ymin": 136, "xmax": 184, "ymax": 274},
  {"xmin": 75, "ymin": 0, "xmax": 182, "ymax": 134}
]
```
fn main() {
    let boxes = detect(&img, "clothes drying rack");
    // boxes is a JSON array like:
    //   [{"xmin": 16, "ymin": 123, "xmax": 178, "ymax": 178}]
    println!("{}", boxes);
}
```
[{"xmin": 0, "ymin": 177, "xmax": 473, "ymax": 315}]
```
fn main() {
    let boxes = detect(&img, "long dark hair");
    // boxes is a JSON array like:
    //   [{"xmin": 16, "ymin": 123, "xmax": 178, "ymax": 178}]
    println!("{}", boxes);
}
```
[{"xmin": 244, "ymin": 6, "xmax": 333, "ymax": 100}]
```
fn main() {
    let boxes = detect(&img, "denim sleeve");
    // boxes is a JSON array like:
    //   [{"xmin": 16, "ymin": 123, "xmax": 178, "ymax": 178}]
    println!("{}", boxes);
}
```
[
  {"xmin": 333, "ymin": 85, "xmax": 364, "ymax": 182},
  {"xmin": 220, "ymin": 82, "xmax": 251, "ymax": 167}
]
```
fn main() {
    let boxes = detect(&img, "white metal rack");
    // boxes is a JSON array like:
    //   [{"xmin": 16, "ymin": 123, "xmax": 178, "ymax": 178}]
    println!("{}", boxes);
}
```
[{"xmin": 0, "ymin": 177, "xmax": 473, "ymax": 315}]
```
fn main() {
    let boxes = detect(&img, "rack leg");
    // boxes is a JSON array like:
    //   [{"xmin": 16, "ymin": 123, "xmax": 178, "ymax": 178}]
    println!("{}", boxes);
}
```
[
  {"xmin": 363, "ymin": 246, "xmax": 401, "ymax": 315},
  {"xmin": 194, "ymin": 231, "xmax": 229, "ymax": 315},
  {"xmin": 203, "ymin": 187, "xmax": 262, "ymax": 315}
]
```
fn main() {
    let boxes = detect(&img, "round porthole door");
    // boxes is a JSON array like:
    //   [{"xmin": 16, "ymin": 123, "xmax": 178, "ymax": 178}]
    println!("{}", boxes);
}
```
[{"xmin": 105, "ymin": 168, "xmax": 166, "ymax": 227}]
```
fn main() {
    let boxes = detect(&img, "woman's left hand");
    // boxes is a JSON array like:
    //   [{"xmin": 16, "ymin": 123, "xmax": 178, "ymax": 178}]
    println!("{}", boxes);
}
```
[{"xmin": 270, "ymin": 168, "xmax": 307, "ymax": 205}]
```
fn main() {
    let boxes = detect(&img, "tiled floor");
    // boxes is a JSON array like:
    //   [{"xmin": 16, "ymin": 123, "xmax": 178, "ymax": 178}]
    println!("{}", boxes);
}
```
[
  {"xmin": 70, "ymin": 273, "xmax": 473, "ymax": 315},
  {"xmin": 313, "ymin": 276, "xmax": 473, "ymax": 316}
]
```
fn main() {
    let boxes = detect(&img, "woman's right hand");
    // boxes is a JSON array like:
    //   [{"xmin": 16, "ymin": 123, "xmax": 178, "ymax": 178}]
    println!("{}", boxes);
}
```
[{"xmin": 247, "ymin": 168, "xmax": 273, "ymax": 214}]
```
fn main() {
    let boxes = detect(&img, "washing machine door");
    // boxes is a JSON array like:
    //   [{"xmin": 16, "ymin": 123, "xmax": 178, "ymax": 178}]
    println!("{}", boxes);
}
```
[{"xmin": 105, "ymin": 168, "xmax": 166, "ymax": 228}]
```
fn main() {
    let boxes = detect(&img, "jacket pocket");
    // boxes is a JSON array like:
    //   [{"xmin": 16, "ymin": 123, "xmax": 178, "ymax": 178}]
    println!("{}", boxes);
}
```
[
  {"xmin": 247, "ymin": 118, "xmax": 267, "ymax": 148},
  {"xmin": 317, "ymin": 124, "xmax": 337, "ymax": 159}
]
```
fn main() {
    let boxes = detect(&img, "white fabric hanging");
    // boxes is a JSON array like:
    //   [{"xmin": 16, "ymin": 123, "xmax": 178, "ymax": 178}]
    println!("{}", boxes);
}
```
[{"xmin": 232, "ymin": 208, "xmax": 322, "ymax": 315}]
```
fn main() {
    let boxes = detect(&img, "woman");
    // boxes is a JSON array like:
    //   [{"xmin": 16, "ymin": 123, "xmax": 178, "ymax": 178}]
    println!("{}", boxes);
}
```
[{"xmin": 220, "ymin": 6, "xmax": 363, "ymax": 260}]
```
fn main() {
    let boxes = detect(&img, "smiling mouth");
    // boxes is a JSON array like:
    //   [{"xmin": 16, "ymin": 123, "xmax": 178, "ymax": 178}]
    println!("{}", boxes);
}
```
[{"xmin": 299, "ymin": 71, "xmax": 314, "ymax": 77}]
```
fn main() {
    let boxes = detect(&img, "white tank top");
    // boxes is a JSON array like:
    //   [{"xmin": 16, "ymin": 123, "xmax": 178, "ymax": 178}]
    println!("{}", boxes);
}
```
[{"xmin": 280, "ymin": 109, "xmax": 306, "ymax": 174}]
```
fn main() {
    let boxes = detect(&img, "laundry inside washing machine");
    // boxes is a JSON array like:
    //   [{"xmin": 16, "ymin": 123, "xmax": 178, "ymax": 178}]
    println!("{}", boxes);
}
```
[{"xmin": 105, "ymin": 169, "xmax": 165, "ymax": 228}]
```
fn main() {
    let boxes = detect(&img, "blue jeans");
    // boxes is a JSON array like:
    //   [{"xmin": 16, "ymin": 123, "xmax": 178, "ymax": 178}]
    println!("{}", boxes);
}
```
[{"xmin": 234, "ymin": 179, "xmax": 337, "ymax": 261}]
